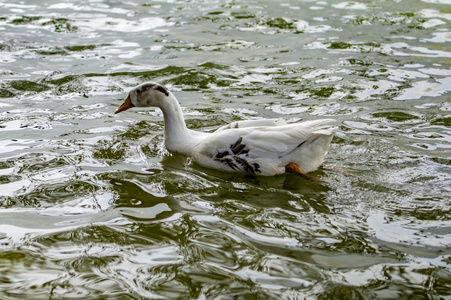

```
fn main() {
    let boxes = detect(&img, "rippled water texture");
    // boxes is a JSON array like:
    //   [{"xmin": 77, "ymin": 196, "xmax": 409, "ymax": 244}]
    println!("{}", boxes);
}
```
[{"xmin": 1, "ymin": 0, "xmax": 450, "ymax": 298}]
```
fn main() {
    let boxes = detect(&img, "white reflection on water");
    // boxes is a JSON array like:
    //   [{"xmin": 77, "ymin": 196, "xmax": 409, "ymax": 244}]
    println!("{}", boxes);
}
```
[
  {"xmin": 48, "ymin": 3, "xmax": 131, "ymax": 14},
  {"xmin": 0, "ymin": 179, "xmax": 32, "ymax": 197},
  {"xmin": 193, "ymin": 214, "xmax": 303, "ymax": 248},
  {"xmin": 383, "ymin": 42, "xmax": 451, "ymax": 58},
  {"xmin": 0, "ymin": 208, "xmax": 129, "ymax": 243},
  {"xmin": 236, "ymin": 266, "xmax": 312, "ymax": 289},
  {"xmin": 332, "ymin": 2, "xmax": 373, "ymax": 10},
  {"xmin": 395, "ymin": 77, "xmax": 451, "ymax": 100},
  {"xmin": 266, "ymin": 104, "xmax": 310, "ymax": 115},
  {"xmin": 0, "ymin": 139, "xmax": 47, "ymax": 155},
  {"xmin": 367, "ymin": 212, "xmax": 451, "ymax": 248},
  {"xmin": 421, "ymin": 18, "xmax": 447, "ymax": 28},
  {"xmin": 422, "ymin": 31, "xmax": 451, "ymax": 43}
]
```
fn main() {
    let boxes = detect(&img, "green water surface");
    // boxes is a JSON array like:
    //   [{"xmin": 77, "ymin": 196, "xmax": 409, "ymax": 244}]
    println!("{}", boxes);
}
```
[{"xmin": 0, "ymin": 0, "xmax": 450, "ymax": 298}]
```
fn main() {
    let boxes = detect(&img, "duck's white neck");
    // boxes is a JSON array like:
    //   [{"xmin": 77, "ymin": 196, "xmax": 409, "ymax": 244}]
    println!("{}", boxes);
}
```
[{"xmin": 158, "ymin": 93, "xmax": 190, "ymax": 152}]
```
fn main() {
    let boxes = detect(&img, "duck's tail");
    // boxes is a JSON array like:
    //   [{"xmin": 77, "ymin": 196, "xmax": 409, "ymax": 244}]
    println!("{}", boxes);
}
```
[{"xmin": 294, "ymin": 119, "xmax": 338, "ymax": 173}]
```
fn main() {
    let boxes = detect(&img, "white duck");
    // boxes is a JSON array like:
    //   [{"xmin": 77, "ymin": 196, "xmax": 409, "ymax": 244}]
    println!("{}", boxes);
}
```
[{"xmin": 115, "ymin": 82, "xmax": 337, "ymax": 181}]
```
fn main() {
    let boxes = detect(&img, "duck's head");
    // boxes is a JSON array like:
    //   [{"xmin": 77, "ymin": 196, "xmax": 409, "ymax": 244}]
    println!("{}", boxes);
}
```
[{"xmin": 115, "ymin": 82, "xmax": 171, "ymax": 114}]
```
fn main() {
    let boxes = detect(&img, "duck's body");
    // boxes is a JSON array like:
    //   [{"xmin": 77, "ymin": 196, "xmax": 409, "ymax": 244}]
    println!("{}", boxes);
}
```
[{"xmin": 115, "ymin": 82, "xmax": 337, "ymax": 178}]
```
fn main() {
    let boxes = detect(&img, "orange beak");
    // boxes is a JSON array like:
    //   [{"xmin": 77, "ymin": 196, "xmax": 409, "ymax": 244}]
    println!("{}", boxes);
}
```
[{"xmin": 115, "ymin": 94, "xmax": 134, "ymax": 114}]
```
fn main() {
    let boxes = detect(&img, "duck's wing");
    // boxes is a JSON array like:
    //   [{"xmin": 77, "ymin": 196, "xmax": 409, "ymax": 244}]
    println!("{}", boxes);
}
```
[
  {"xmin": 245, "ymin": 119, "xmax": 337, "ymax": 156},
  {"xmin": 214, "ymin": 118, "xmax": 287, "ymax": 133},
  {"xmin": 200, "ymin": 119, "xmax": 337, "ymax": 159}
]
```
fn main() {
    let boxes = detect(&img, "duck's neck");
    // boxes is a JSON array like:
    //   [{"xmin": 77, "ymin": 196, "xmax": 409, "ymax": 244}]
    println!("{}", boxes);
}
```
[{"xmin": 158, "ymin": 93, "xmax": 190, "ymax": 152}]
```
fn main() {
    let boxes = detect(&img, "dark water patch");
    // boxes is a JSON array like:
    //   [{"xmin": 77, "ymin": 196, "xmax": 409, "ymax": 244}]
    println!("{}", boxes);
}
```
[
  {"xmin": 185, "ymin": 116, "xmax": 230, "ymax": 130},
  {"xmin": 167, "ymin": 69, "xmax": 233, "ymax": 90},
  {"xmin": 65, "ymin": 45, "xmax": 98, "ymax": 52},
  {"xmin": 202, "ymin": 179, "xmax": 330, "ymax": 213},
  {"xmin": 328, "ymin": 41, "xmax": 381, "ymax": 52},
  {"xmin": 22, "ymin": 155, "xmax": 68, "ymax": 173},
  {"xmin": 137, "ymin": 138, "xmax": 167, "ymax": 160},
  {"xmin": 133, "ymin": 214, "xmax": 199, "ymax": 246},
  {"xmin": 33, "ymin": 45, "xmax": 110, "ymax": 57},
  {"xmin": 328, "ymin": 42, "xmax": 353, "ymax": 50},
  {"xmin": 35, "ymin": 224, "xmax": 147, "ymax": 247},
  {"xmin": 103, "ymin": 66, "xmax": 186, "ymax": 84},
  {"xmin": 41, "ymin": 18, "xmax": 78, "ymax": 32},
  {"xmin": 43, "ymin": 74, "xmax": 82, "ymax": 85},
  {"xmin": 8, "ymin": 16, "xmax": 42, "ymax": 25},
  {"xmin": 410, "ymin": 206, "xmax": 450, "ymax": 221},
  {"xmin": 265, "ymin": 17, "xmax": 295, "ymax": 30},
  {"xmin": 317, "ymin": 233, "xmax": 378, "ymax": 255},
  {"xmin": 101, "ymin": 63, "xmax": 237, "ymax": 90},
  {"xmin": 0, "ymin": 174, "xmax": 21, "ymax": 184},
  {"xmin": 67, "ymin": 255, "xmax": 121, "ymax": 273},
  {"xmin": 138, "ymin": 140, "xmax": 166, "ymax": 159},
  {"xmin": 1, "ymin": 194, "xmax": 39, "ymax": 208},
  {"xmin": 382, "ymin": 83, "xmax": 413, "ymax": 100},
  {"xmin": 1, "ymin": 73, "xmax": 92, "ymax": 98},
  {"xmin": 431, "ymin": 116, "xmax": 451, "ymax": 127},
  {"xmin": 372, "ymin": 111, "xmax": 420, "ymax": 122},
  {"xmin": 132, "ymin": 257, "xmax": 263, "ymax": 299},
  {"xmin": 310, "ymin": 86, "xmax": 337, "ymax": 98},
  {"xmin": 207, "ymin": 11, "xmax": 225, "ymax": 16},
  {"xmin": 4, "ymin": 16, "xmax": 78, "ymax": 33},
  {"xmin": 116, "ymin": 120, "xmax": 162, "ymax": 140},
  {"xmin": 15, "ymin": 180, "xmax": 96, "ymax": 207},
  {"xmin": 34, "ymin": 47, "xmax": 68, "ymax": 56},
  {"xmin": 231, "ymin": 11, "xmax": 256, "ymax": 19},
  {"xmin": 92, "ymin": 140, "xmax": 127, "ymax": 162},
  {"xmin": 0, "ymin": 248, "xmax": 51, "ymax": 289},
  {"xmin": 317, "ymin": 283, "xmax": 375, "ymax": 299},
  {"xmin": 365, "ymin": 265, "xmax": 451, "ymax": 299},
  {"xmin": 159, "ymin": 170, "xmax": 222, "ymax": 195},
  {"xmin": 132, "ymin": 221, "xmax": 183, "ymax": 246},
  {"xmin": 44, "ymin": 74, "xmax": 89, "ymax": 96},
  {"xmin": 10, "ymin": 80, "xmax": 50, "ymax": 93},
  {"xmin": 346, "ymin": 12, "xmax": 427, "ymax": 28},
  {"xmin": 346, "ymin": 58, "xmax": 374, "ymax": 66},
  {"xmin": 198, "ymin": 62, "xmax": 230, "ymax": 71},
  {"xmin": 0, "ymin": 250, "xmax": 28, "ymax": 262},
  {"xmin": 430, "ymin": 157, "xmax": 451, "ymax": 166},
  {"xmin": 196, "ymin": 15, "xmax": 227, "ymax": 23},
  {"xmin": 108, "ymin": 174, "xmax": 173, "ymax": 208},
  {"xmin": 0, "ymin": 43, "xmax": 12, "ymax": 51},
  {"xmin": 0, "ymin": 84, "xmax": 15, "ymax": 98}
]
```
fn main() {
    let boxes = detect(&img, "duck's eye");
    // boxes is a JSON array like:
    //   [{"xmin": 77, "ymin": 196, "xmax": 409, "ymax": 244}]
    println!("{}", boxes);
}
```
[{"xmin": 136, "ymin": 89, "xmax": 141, "ymax": 94}]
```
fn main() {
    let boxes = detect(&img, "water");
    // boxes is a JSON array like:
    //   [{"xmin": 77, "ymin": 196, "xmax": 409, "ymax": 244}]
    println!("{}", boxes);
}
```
[{"xmin": 0, "ymin": 0, "xmax": 450, "ymax": 298}]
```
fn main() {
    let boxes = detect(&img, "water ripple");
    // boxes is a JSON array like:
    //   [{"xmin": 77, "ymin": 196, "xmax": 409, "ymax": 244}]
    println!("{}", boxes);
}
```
[{"xmin": 0, "ymin": 0, "xmax": 450, "ymax": 298}]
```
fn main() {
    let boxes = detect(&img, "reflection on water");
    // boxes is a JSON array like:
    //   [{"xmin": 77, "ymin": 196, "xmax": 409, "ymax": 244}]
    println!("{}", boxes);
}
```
[{"xmin": 1, "ymin": 0, "xmax": 450, "ymax": 298}]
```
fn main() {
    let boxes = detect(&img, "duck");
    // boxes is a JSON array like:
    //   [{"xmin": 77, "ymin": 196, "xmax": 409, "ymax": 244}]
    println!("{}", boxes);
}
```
[{"xmin": 115, "ymin": 82, "xmax": 338, "ymax": 181}]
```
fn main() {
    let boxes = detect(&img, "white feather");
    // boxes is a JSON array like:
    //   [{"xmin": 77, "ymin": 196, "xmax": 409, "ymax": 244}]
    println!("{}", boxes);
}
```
[{"xmin": 215, "ymin": 118, "xmax": 287, "ymax": 132}]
